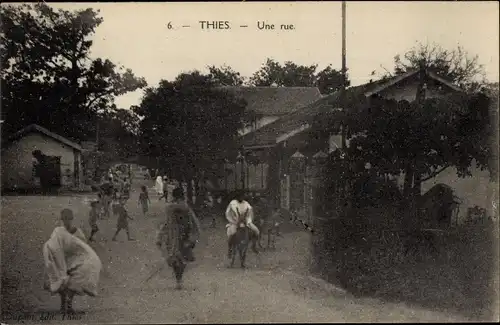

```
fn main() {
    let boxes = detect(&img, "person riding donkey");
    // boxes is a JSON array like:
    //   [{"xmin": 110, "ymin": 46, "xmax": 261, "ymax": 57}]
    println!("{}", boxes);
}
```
[{"xmin": 225, "ymin": 190, "xmax": 260, "ymax": 258}]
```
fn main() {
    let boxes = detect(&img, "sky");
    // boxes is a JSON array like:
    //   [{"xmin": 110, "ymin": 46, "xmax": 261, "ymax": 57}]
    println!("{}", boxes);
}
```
[{"xmin": 47, "ymin": 2, "xmax": 500, "ymax": 109}]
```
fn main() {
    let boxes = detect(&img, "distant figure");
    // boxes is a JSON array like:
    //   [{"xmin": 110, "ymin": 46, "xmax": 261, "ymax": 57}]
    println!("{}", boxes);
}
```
[
  {"xmin": 112, "ymin": 201, "xmax": 134, "ymax": 241},
  {"xmin": 155, "ymin": 175, "xmax": 164, "ymax": 195},
  {"xmin": 122, "ymin": 177, "xmax": 131, "ymax": 201},
  {"xmin": 156, "ymin": 187, "xmax": 202, "ymax": 290},
  {"xmin": 138, "ymin": 185, "xmax": 151, "ymax": 216},
  {"xmin": 160, "ymin": 177, "xmax": 169, "ymax": 201},
  {"xmin": 99, "ymin": 177, "xmax": 114, "ymax": 219},
  {"xmin": 43, "ymin": 209, "xmax": 102, "ymax": 314},
  {"xmin": 96, "ymin": 193, "xmax": 104, "ymax": 219},
  {"xmin": 88, "ymin": 201, "xmax": 100, "ymax": 242}
]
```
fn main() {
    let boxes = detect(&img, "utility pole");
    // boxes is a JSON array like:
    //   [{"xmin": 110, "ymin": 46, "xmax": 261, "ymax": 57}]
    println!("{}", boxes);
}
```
[{"xmin": 341, "ymin": 0, "xmax": 347, "ymax": 150}]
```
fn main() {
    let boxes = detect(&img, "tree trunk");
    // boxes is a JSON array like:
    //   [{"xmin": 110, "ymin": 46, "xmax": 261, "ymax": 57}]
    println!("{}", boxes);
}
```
[
  {"xmin": 402, "ymin": 162, "xmax": 420, "ymax": 230},
  {"xmin": 186, "ymin": 178, "xmax": 194, "ymax": 205},
  {"xmin": 194, "ymin": 177, "xmax": 202, "ymax": 209},
  {"xmin": 266, "ymin": 149, "xmax": 280, "ymax": 208},
  {"xmin": 412, "ymin": 172, "xmax": 422, "ymax": 197},
  {"xmin": 403, "ymin": 164, "xmax": 414, "ymax": 199}
]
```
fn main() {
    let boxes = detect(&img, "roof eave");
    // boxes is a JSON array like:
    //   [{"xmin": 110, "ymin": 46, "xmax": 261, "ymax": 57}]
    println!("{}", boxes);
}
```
[{"xmin": 5, "ymin": 124, "xmax": 83, "ymax": 151}]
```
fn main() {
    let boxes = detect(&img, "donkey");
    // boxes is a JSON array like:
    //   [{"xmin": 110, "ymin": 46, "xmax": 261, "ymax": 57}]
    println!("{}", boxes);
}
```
[{"xmin": 228, "ymin": 222, "xmax": 259, "ymax": 268}]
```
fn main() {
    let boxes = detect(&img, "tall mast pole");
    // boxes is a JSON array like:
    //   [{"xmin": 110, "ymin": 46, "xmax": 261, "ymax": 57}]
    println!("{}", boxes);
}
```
[{"xmin": 341, "ymin": 0, "xmax": 347, "ymax": 149}]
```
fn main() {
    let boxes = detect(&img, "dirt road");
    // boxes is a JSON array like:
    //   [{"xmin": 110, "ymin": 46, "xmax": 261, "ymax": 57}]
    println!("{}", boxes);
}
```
[{"xmin": 1, "ymin": 188, "xmax": 468, "ymax": 323}]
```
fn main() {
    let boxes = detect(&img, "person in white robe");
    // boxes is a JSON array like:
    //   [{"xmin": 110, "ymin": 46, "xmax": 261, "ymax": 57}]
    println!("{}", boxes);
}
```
[
  {"xmin": 225, "ymin": 191, "xmax": 260, "ymax": 258},
  {"xmin": 43, "ymin": 209, "xmax": 102, "ymax": 314},
  {"xmin": 155, "ymin": 175, "xmax": 164, "ymax": 195}
]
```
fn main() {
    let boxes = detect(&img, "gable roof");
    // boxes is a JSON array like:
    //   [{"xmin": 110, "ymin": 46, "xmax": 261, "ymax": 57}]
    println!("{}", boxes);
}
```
[
  {"xmin": 220, "ymin": 86, "xmax": 322, "ymax": 116},
  {"xmin": 240, "ymin": 93, "xmax": 341, "ymax": 148},
  {"xmin": 241, "ymin": 70, "xmax": 463, "ymax": 148},
  {"xmin": 347, "ymin": 69, "xmax": 463, "ymax": 97},
  {"xmin": 3, "ymin": 124, "xmax": 83, "ymax": 151}
]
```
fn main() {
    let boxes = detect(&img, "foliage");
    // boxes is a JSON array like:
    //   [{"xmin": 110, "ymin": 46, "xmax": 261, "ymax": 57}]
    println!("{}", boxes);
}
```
[
  {"xmin": 0, "ymin": 3, "xmax": 146, "ymax": 141},
  {"xmin": 317, "ymin": 89, "xmax": 492, "ymax": 209},
  {"xmin": 98, "ymin": 108, "xmax": 141, "ymax": 159},
  {"xmin": 352, "ymin": 93, "xmax": 490, "ymax": 190},
  {"xmin": 315, "ymin": 65, "xmax": 348, "ymax": 94},
  {"xmin": 134, "ymin": 71, "xmax": 247, "ymax": 181},
  {"xmin": 207, "ymin": 64, "xmax": 245, "ymax": 86},
  {"xmin": 312, "ymin": 208, "xmax": 497, "ymax": 321},
  {"xmin": 392, "ymin": 42, "xmax": 487, "ymax": 93},
  {"xmin": 249, "ymin": 58, "xmax": 349, "ymax": 94}
]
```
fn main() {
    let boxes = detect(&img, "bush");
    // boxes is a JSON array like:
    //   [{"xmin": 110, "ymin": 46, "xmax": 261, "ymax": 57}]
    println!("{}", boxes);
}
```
[{"xmin": 311, "ymin": 202, "xmax": 499, "ymax": 320}]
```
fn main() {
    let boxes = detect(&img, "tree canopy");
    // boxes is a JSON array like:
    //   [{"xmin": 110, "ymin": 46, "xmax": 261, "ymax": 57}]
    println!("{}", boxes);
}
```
[
  {"xmin": 316, "ymin": 88, "xmax": 493, "ymax": 205},
  {"xmin": 207, "ymin": 64, "xmax": 245, "ymax": 86},
  {"xmin": 392, "ymin": 42, "xmax": 487, "ymax": 93},
  {"xmin": 249, "ymin": 58, "xmax": 348, "ymax": 94},
  {"xmin": 134, "ymin": 71, "xmax": 247, "ymax": 182},
  {"xmin": 315, "ymin": 42, "xmax": 494, "ymax": 202},
  {"xmin": 1, "ymin": 3, "xmax": 146, "ymax": 141}
]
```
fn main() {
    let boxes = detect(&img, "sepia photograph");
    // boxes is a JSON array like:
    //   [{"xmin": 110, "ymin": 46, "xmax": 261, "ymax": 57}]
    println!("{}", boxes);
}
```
[{"xmin": 0, "ymin": 1, "xmax": 499, "ymax": 323}]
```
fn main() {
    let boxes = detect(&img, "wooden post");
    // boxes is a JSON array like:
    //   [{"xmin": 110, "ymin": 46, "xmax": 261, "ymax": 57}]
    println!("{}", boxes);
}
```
[
  {"xmin": 261, "ymin": 162, "xmax": 265, "ymax": 189},
  {"xmin": 289, "ymin": 150, "xmax": 306, "ymax": 214}
]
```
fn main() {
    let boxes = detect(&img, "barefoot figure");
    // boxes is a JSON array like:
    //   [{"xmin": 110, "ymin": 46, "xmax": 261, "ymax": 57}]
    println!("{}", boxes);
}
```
[
  {"xmin": 88, "ymin": 201, "xmax": 100, "ymax": 242},
  {"xmin": 111, "ymin": 201, "xmax": 134, "ymax": 241},
  {"xmin": 138, "ymin": 185, "xmax": 151, "ymax": 216},
  {"xmin": 155, "ymin": 187, "xmax": 202, "ymax": 290},
  {"xmin": 43, "ymin": 209, "xmax": 102, "ymax": 314}
]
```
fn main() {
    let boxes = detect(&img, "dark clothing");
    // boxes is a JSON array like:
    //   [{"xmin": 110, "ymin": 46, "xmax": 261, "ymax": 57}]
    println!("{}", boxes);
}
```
[
  {"xmin": 116, "ymin": 206, "xmax": 130, "ymax": 230},
  {"xmin": 100, "ymin": 182, "xmax": 114, "ymax": 196},
  {"xmin": 139, "ymin": 192, "xmax": 149, "ymax": 213},
  {"xmin": 156, "ymin": 202, "xmax": 201, "ymax": 265},
  {"xmin": 89, "ymin": 210, "xmax": 98, "ymax": 227}
]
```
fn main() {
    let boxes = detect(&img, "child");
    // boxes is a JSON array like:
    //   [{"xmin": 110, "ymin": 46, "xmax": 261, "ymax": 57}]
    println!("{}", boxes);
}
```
[
  {"xmin": 159, "ymin": 177, "xmax": 169, "ymax": 202},
  {"xmin": 88, "ymin": 201, "xmax": 100, "ymax": 242},
  {"xmin": 138, "ymin": 185, "xmax": 151, "ymax": 216},
  {"xmin": 111, "ymin": 201, "xmax": 134, "ymax": 241},
  {"xmin": 122, "ymin": 178, "xmax": 131, "ymax": 201},
  {"xmin": 96, "ymin": 193, "xmax": 104, "ymax": 219},
  {"xmin": 43, "ymin": 209, "xmax": 93, "ymax": 314}
]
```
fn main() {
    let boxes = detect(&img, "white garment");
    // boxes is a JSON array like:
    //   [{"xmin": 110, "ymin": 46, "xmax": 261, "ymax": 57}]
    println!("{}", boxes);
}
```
[
  {"xmin": 225, "ymin": 200, "xmax": 259, "ymax": 238},
  {"xmin": 155, "ymin": 176, "xmax": 164, "ymax": 194},
  {"xmin": 43, "ymin": 227, "xmax": 102, "ymax": 296}
]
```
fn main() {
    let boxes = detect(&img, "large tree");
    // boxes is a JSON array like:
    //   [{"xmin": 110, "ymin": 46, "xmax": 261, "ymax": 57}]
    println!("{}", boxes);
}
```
[
  {"xmin": 249, "ymin": 58, "xmax": 348, "ymax": 94},
  {"xmin": 1, "ymin": 3, "xmax": 146, "ymax": 141},
  {"xmin": 392, "ymin": 42, "xmax": 487, "ymax": 93},
  {"xmin": 207, "ymin": 64, "xmax": 245, "ymax": 86},
  {"xmin": 316, "ymin": 88, "xmax": 492, "ymax": 217},
  {"xmin": 98, "ymin": 108, "xmax": 140, "ymax": 160},
  {"xmin": 134, "ymin": 71, "xmax": 248, "ymax": 201}
]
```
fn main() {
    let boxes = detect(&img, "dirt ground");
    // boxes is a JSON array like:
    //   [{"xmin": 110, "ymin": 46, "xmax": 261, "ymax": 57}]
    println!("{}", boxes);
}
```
[{"xmin": 1, "ymin": 185, "xmax": 473, "ymax": 323}]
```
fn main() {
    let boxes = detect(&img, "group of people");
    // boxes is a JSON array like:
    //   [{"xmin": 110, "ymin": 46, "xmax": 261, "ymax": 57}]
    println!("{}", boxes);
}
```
[
  {"xmin": 43, "ymin": 176, "xmax": 270, "ymax": 314},
  {"xmin": 89, "ymin": 182, "xmax": 152, "ymax": 242},
  {"xmin": 154, "ymin": 175, "xmax": 178, "ymax": 201}
]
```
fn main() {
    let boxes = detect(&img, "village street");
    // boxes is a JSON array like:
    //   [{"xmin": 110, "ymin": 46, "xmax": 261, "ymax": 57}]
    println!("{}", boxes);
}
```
[{"xmin": 1, "ymin": 185, "xmax": 469, "ymax": 324}]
